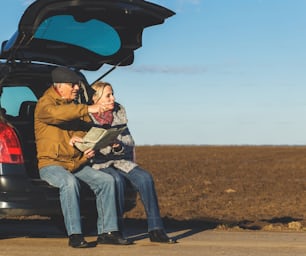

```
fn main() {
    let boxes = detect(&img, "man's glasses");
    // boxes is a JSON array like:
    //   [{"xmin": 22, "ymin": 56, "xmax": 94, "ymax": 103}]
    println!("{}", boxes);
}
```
[{"xmin": 66, "ymin": 82, "xmax": 81, "ymax": 88}]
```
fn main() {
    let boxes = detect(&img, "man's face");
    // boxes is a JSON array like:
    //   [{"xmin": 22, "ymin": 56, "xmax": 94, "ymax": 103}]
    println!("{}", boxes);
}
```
[{"xmin": 57, "ymin": 82, "xmax": 80, "ymax": 100}]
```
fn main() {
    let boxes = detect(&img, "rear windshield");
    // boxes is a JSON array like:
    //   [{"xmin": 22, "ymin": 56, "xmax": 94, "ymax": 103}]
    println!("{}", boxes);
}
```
[
  {"xmin": 0, "ymin": 86, "xmax": 37, "ymax": 117},
  {"xmin": 35, "ymin": 15, "xmax": 121, "ymax": 56}
]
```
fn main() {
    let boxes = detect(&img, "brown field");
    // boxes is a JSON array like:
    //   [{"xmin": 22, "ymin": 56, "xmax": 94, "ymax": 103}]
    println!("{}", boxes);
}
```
[{"xmin": 125, "ymin": 145, "xmax": 306, "ymax": 231}]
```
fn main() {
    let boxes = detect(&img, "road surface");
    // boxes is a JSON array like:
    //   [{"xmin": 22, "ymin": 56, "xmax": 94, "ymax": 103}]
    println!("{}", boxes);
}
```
[{"xmin": 1, "ymin": 218, "xmax": 306, "ymax": 256}]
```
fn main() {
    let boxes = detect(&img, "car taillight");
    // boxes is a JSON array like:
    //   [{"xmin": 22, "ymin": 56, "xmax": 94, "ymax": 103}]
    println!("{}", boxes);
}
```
[{"xmin": 0, "ymin": 123, "xmax": 24, "ymax": 164}]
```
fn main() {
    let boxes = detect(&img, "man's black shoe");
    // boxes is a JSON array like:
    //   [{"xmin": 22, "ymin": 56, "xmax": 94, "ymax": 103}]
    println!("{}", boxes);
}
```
[
  {"xmin": 149, "ymin": 229, "xmax": 177, "ymax": 244},
  {"xmin": 97, "ymin": 231, "xmax": 133, "ymax": 245},
  {"xmin": 68, "ymin": 234, "xmax": 89, "ymax": 248}
]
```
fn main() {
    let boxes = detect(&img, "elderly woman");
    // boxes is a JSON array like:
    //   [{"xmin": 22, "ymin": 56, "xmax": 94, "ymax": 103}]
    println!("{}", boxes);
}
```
[{"xmin": 89, "ymin": 81, "xmax": 175, "ymax": 244}]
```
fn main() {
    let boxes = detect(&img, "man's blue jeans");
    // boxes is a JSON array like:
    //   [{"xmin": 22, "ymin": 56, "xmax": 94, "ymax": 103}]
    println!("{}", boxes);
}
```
[
  {"xmin": 102, "ymin": 166, "xmax": 164, "ymax": 232},
  {"xmin": 40, "ymin": 165, "xmax": 118, "ymax": 236}
]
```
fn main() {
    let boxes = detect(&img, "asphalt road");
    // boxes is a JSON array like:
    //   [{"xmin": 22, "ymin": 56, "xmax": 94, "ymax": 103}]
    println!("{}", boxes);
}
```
[{"xmin": 1, "ymin": 218, "xmax": 306, "ymax": 256}]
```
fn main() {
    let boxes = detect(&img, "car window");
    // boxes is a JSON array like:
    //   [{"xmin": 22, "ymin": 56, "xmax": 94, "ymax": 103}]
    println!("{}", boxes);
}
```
[
  {"xmin": 0, "ymin": 87, "xmax": 37, "ymax": 116},
  {"xmin": 35, "ymin": 15, "xmax": 121, "ymax": 56}
]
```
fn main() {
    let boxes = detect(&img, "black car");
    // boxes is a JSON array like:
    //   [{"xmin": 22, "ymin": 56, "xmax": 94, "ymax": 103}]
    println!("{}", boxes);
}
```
[{"xmin": 0, "ymin": 0, "xmax": 174, "ymax": 222}]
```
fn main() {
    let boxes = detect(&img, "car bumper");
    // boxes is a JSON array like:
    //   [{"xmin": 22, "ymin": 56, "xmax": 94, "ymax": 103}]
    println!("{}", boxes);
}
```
[
  {"xmin": 0, "ymin": 175, "xmax": 62, "ymax": 216},
  {"xmin": 0, "ymin": 176, "xmax": 97, "ymax": 218}
]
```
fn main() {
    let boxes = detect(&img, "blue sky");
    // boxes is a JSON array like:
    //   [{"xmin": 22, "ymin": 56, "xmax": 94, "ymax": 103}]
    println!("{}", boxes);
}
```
[{"xmin": 2, "ymin": 0, "xmax": 306, "ymax": 145}]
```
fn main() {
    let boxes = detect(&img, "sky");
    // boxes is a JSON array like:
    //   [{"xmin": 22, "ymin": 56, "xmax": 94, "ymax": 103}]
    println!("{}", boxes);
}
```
[{"xmin": 1, "ymin": 0, "xmax": 306, "ymax": 145}]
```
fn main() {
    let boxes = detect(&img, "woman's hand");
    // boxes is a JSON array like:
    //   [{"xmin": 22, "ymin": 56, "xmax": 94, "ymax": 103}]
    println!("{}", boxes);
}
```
[
  {"xmin": 112, "ymin": 142, "xmax": 122, "ymax": 152},
  {"xmin": 112, "ymin": 143, "xmax": 120, "ymax": 148}
]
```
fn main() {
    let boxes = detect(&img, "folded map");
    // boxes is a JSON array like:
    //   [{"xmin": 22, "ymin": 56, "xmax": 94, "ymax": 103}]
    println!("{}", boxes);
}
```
[{"xmin": 74, "ymin": 126, "xmax": 126, "ymax": 152}]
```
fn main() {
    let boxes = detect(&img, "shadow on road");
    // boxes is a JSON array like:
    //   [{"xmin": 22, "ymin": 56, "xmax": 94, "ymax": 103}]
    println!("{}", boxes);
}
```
[
  {"xmin": 1, "ymin": 215, "xmax": 302, "ymax": 242},
  {"xmin": 123, "ymin": 217, "xmax": 220, "ymax": 242},
  {"xmin": 0, "ymin": 217, "xmax": 220, "ymax": 242}
]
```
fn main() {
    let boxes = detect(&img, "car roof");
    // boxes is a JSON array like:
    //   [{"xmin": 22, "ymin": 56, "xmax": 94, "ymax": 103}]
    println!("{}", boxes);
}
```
[{"xmin": 0, "ymin": 0, "xmax": 175, "ymax": 71}]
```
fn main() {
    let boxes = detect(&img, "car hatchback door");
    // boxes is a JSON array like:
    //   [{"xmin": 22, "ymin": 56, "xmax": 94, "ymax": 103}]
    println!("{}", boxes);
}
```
[{"xmin": 0, "ymin": 0, "xmax": 175, "ymax": 70}]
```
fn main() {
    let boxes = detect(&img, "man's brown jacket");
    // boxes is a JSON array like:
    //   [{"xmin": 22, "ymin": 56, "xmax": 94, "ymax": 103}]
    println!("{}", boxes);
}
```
[{"xmin": 35, "ymin": 86, "xmax": 91, "ymax": 172}]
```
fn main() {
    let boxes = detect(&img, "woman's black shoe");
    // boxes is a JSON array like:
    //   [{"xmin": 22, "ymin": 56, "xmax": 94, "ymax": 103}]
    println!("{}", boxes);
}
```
[
  {"xmin": 149, "ymin": 229, "xmax": 176, "ymax": 244},
  {"xmin": 68, "ymin": 234, "xmax": 89, "ymax": 248},
  {"xmin": 97, "ymin": 231, "xmax": 133, "ymax": 245}
]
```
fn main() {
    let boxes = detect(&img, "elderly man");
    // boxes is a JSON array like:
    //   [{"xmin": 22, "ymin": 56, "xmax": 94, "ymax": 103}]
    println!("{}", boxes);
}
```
[{"xmin": 34, "ymin": 67, "xmax": 132, "ymax": 248}]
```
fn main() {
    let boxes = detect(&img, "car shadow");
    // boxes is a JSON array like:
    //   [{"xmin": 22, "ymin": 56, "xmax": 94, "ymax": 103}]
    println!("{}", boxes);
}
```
[{"xmin": 0, "ymin": 218, "xmax": 66, "ymax": 239}]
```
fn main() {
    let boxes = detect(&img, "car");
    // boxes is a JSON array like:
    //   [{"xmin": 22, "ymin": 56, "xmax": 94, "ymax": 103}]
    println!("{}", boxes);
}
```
[{"xmin": 0, "ymin": 0, "xmax": 174, "ymax": 226}]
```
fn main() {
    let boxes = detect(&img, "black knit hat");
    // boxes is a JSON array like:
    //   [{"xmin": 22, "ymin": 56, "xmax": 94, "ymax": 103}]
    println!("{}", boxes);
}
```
[{"xmin": 52, "ymin": 67, "xmax": 81, "ymax": 84}]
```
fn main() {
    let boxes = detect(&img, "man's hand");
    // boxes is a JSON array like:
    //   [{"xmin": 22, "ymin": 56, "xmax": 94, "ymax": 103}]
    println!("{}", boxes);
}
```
[
  {"xmin": 69, "ymin": 136, "xmax": 83, "ymax": 146},
  {"xmin": 84, "ymin": 148, "xmax": 95, "ymax": 159},
  {"xmin": 88, "ymin": 102, "xmax": 113, "ymax": 115}
]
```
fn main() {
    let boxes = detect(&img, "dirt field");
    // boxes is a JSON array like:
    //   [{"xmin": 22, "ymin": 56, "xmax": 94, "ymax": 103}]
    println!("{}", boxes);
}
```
[
  {"xmin": 125, "ymin": 145, "xmax": 306, "ymax": 232},
  {"xmin": 3, "ymin": 145, "xmax": 306, "ymax": 256}
]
